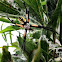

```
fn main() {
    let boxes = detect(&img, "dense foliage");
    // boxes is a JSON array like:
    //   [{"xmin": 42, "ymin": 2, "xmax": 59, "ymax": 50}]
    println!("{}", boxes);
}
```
[{"xmin": 0, "ymin": 0, "xmax": 61, "ymax": 62}]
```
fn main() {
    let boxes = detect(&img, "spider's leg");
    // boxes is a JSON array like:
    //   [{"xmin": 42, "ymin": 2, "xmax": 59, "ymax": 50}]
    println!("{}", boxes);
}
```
[
  {"xmin": 7, "ymin": 13, "xmax": 24, "ymax": 28},
  {"xmin": 29, "ymin": 28, "xmax": 33, "ymax": 31},
  {"xmin": 16, "ymin": 24, "xmax": 24, "ymax": 28},
  {"xmin": 7, "ymin": 13, "xmax": 16, "ymax": 24},
  {"xmin": 30, "ymin": 24, "xmax": 42, "ymax": 28},
  {"xmin": 29, "ymin": 28, "xmax": 33, "ymax": 32},
  {"xmin": 26, "ymin": 8, "xmax": 29, "ymax": 23},
  {"xmin": 30, "ymin": 24, "xmax": 58, "ymax": 34},
  {"xmin": 21, "ymin": 29, "xmax": 27, "ymax": 50},
  {"xmin": 23, "ymin": 2, "xmax": 29, "ymax": 23},
  {"xmin": 7, "ymin": 13, "xmax": 11, "ymax": 21}
]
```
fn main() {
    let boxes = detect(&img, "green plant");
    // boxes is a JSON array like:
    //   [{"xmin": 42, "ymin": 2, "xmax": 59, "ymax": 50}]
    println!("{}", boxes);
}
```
[{"xmin": 0, "ymin": 0, "xmax": 61, "ymax": 62}]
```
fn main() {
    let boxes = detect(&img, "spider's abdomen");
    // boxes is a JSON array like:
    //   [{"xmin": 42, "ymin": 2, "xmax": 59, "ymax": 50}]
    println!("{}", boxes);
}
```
[{"xmin": 18, "ymin": 17, "xmax": 26, "ymax": 24}]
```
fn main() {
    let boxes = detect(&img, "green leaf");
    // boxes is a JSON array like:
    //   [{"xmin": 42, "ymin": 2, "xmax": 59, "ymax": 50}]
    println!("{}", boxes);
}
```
[
  {"xmin": 1, "ymin": 46, "xmax": 13, "ymax": 62},
  {"xmin": 2, "ymin": 33, "xmax": 7, "ymax": 42},
  {"xmin": 61, "ymin": 4, "xmax": 62, "ymax": 12},
  {"xmin": 0, "ymin": 17, "xmax": 20, "ymax": 24},
  {"xmin": 0, "ymin": 53, "xmax": 2, "ymax": 62},
  {"xmin": 0, "ymin": 17, "xmax": 11, "ymax": 23},
  {"xmin": 9, "ymin": 31, "xmax": 12, "ymax": 45},
  {"xmin": 32, "ymin": 30, "xmax": 41, "ymax": 39},
  {"xmin": 23, "ymin": 0, "xmax": 44, "ymax": 24},
  {"xmin": 17, "ymin": 32, "xmax": 23, "ymax": 47},
  {"xmin": 12, "ymin": 42, "xmax": 18, "ymax": 48},
  {"xmin": 1, "ymin": 24, "xmax": 3, "ymax": 31},
  {"xmin": 0, "ymin": 25, "xmax": 21, "ymax": 33},
  {"xmin": 0, "ymin": 1, "xmax": 20, "ymax": 15},
  {"xmin": 17, "ymin": 33, "xmax": 37, "ymax": 54},
  {"xmin": 59, "ymin": 0, "xmax": 62, "ymax": 44},
  {"xmin": 41, "ymin": 39, "xmax": 49, "ymax": 61},
  {"xmin": 41, "ymin": 1, "xmax": 47, "ymax": 6},
  {"xmin": 32, "ymin": 36, "xmax": 45, "ymax": 62},
  {"xmin": 48, "ymin": 0, "xmax": 62, "ymax": 29},
  {"xmin": 1, "ymin": 24, "xmax": 7, "ymax": 42},
  {"xmin": 14, "ymin": 0, "xmax": 24, "ymax": 9}
]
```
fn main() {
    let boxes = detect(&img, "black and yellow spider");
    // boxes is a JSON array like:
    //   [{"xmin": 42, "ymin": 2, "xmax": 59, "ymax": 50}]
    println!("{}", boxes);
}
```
[{"xmin": 7, "ymin": 2, "xmax": 58, "ymax": 50}]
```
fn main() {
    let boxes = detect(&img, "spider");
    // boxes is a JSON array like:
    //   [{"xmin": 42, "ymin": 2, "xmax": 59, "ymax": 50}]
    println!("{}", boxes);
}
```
[{"xmin": 7, "ymin": 2, "xmax": 58, "ymax": 50}]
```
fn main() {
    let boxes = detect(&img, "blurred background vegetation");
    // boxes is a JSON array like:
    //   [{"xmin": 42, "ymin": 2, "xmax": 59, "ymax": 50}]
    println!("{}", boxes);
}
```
[{"xmin": 0, "ymin": 0, "xmax": 62, "ymax": 62}]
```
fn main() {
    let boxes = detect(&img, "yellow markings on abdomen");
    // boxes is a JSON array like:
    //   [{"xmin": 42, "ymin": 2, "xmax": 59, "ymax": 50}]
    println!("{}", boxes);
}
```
[{"xmin": 18, "ymin": 16, "xmax": 26, "ymax": 24}]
